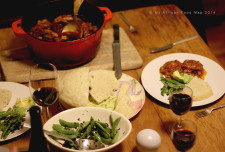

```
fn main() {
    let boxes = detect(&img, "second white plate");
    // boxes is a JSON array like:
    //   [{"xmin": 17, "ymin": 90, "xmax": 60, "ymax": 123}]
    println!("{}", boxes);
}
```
[
  {"xmin": 141, "ymin": 53, "xmax": 225, "ymax": 107},
  {"xmin": 0, "ymin": 82, "xmax": 31, "ymax": 141}
]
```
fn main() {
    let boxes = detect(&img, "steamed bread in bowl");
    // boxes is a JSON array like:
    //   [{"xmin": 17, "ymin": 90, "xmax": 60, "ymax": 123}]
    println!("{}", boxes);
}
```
[{"xmin": 43, "ymin": 107, "xmax": 132, "ymax": 152}]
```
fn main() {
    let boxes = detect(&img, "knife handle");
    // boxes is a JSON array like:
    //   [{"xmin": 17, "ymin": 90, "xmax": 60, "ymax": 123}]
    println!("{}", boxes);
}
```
[
  {"xmin": 151, "ymin": 43, "xmax": 173, "ymax": 53},
  {"xmin": 113, "ymin": 24, "xmax": 119, "ymax": 41}
]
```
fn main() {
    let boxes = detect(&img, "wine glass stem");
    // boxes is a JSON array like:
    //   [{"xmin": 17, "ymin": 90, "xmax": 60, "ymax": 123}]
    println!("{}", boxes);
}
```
[{"xmin": 41, "ymin": 107, "xmax": 50, "ymax": 124}]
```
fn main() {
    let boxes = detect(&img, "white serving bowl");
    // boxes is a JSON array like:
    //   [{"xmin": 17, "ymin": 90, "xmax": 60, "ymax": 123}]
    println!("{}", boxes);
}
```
[{"xmin": 43, "ymin": 107, "xmax": 132, "ymax": 152}]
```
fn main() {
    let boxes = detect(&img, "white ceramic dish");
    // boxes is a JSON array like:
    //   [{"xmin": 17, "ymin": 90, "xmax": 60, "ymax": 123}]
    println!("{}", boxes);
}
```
[
  {"xmin": 0, "ymin": 82, "xmax": 31, "ymax": 141},
  {"xmin": 141, "ymin": 53, "xmax": 225, "ymax": 107},
  {"xmin": 43, "ymin": 107, "xmax": 132, "ymax": 152}
]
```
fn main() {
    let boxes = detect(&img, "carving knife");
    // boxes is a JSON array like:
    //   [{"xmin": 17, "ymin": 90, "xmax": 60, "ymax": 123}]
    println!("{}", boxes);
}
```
[
  {"xmin": 151, "ymin": 35, "xmax": 198, "ymax": 53},
  {"xmin": 112, "ymin": 24, "xmax": 122, "ymax": 79}
]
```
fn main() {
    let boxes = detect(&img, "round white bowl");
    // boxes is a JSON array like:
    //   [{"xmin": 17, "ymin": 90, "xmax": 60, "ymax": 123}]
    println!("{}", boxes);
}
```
[{"xmin": 43, "ymin": 107, "xmax": 132, "ymax": 152}]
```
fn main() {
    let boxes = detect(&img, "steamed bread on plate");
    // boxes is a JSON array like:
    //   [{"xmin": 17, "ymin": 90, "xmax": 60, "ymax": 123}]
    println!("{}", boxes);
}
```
[
  {"xmin": 0, "ymin": 89, "xmax": 12, "ymax": 111},
  {"xmin": 59, "ymin": 67, "xmax": 89, "ymax": 109},
  {"xmin": 114, "ymin": 83, "xmax": 135, "ymax": 118},
  {"xmin": 89, "ymin": 70, "xmax": 119, "ymax": 103},
  {"xmin": 59, "ymin": 68, "xmax": 120, "ymax": 109}
]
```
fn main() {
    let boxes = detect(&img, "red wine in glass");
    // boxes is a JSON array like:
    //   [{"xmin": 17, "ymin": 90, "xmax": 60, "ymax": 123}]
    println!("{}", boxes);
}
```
[
  {"xmin": 172, "ymin": 129, "xmax": 196, "ymax": 151},
  {"xmin": 32, "ymin": 87, "xmax": 59, "ymax": 106},
  {"xmin": 170, "ymin": 93, "xmax": 192, "ymax": 115},
  {"xmin": 171, "ymin": 119, "xmax": 197, "ymax": 151},
  {"xmin": 29, "ymin": 63, "xmax": 59, "ymax": 120}
]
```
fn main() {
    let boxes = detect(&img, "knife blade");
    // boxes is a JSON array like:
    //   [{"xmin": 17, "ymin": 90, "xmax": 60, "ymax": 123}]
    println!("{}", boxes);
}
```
[
  {"xmin": 112, "ymin": 24, "xmax": 122, "ymax": 79},
  {"xmin": 151, "ymin": 35, "xmax": 198, "ymax": 53}
]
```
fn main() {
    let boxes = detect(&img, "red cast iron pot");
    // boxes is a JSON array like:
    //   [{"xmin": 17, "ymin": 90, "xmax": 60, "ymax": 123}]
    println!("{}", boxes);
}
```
[{"xmin": 12, "ymin": 0, "xmax": 112, "ymax": 67}]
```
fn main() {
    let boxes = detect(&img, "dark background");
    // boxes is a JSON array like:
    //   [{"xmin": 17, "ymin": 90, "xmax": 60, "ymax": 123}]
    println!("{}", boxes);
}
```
[{"xmin": 0, "ymin": 0, "xmax": 224, "ymax": 42}]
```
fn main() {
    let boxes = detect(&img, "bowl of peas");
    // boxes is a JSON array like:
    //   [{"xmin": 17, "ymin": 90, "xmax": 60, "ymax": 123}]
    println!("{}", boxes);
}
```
[{"xmin": 43, "ymin": 107, "xmax": 132, "ymax": 151}]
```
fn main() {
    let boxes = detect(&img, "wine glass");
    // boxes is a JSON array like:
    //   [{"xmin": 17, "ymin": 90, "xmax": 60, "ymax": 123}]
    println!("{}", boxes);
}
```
[
  {"xmin": 169, "ymin": 85, "xmax": 193, "ymax": 123},
  {"xmin": 29, "ymin": 63, "xmax": 59, "ymax": 120},
  {"xmin": 171, "ymin": 119, "xmax": 197, "ymax": 151}
]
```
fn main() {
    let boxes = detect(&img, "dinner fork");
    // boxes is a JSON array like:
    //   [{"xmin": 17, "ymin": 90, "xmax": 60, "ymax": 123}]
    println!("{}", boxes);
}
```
[
  {"xmin": 119, "ymin": 13, "xmax": 137, "ymax": 33},
  {"xmin": 196, "ymin": 104, "xmax": 225, "ymax": 117}
]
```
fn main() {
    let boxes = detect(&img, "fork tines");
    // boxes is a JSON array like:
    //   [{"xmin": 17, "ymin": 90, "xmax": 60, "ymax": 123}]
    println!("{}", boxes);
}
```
[{"xmin": 195, "ymin": 111, "xmax": 209, "ymax": 117}]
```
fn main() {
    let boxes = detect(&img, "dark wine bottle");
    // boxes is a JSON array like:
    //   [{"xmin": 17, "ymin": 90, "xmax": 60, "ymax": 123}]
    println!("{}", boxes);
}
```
[{"xmin": 29, "ymin": 106, "xmax": 49, "ymax": 152}]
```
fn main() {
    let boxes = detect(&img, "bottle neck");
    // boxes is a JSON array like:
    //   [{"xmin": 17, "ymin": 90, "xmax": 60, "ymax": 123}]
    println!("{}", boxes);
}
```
[{"xmin": 29, "ymin": 106, "xmax": 49, "ymax": 152}]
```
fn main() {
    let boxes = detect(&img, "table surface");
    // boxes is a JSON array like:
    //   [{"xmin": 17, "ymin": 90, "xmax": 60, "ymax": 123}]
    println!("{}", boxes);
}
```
[{"xmin": 1, "ymin": 4, "xmax": 225, "ymax": 152}]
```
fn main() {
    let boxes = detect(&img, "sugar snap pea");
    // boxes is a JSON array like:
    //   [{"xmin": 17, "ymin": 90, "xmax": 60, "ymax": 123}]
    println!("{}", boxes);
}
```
[
  {"xmin": 111, "ymin": 117, "xmax": 121, "ymax": 138},
  {"xmin": 59, "ymin": 119, "xmax": 79, "ymax": 128},
  {"xmin": 111, "ymin": 131, "xmax": 119, "ymax": 144},
  {"xmin": 99, "ymin": 128, "xmax": 110, "ymax": 139},
  {"xmin": 52, "ymin": 124, "xmax": 75, "ymax": 135},
  {"xmin": 96, "ymin": 121, "xmax": 110, "ymax": 136},
  {"xmin": 74, "ymin": 127, "xmax": 80, "ymax": 138},
  {"xmin": 92, "ymin": 131, "xmax": 102, "ymax": 142},
  {"xmin": 80, "ymin": 121, "xmax": 90, "ymax": 130},
  {"xmin": 96, "ymin": 121, "xmax": 108, "ymax": 128},
  {"xmin": 86, "ymin": 118, "xmax": 95, "ymax": 135},
  {"xmin": 51, "ymin": 130, "xmax": 77, "ymax": 139},
  {"xmin": 110, "ymin": 115, "xmax": 114, "ymax": 127},
  {"xmin": 104, "ymin": 126, "xmax": 111, "ymax": 133},
  {"xmin": 101, "ymin": 137, "xmax": 112, "ymax": 145},
  {"xmin": 160, "ymin": 75, "xmax": 185, "ymax": 96},
  {"xmin": 50, "ymin": 130, "xmax": 59, "ymax": 140},
  {"xmin": 160, "ymin": 76, "xmax": 183, "ymax": 85},
  {"xmin": 80, "ymin": 118, "xmax": 95, "ymax": 138}
]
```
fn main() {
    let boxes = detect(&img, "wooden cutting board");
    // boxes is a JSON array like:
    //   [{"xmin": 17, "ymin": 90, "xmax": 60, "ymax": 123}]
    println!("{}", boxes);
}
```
[{"xmin": 0, "ymin": 27, "xmax": 143, "ymax": 83}]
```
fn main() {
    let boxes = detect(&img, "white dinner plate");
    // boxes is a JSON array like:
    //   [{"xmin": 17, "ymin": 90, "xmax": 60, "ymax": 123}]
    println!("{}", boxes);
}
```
[
  {"xmin": 0, "ymin": 82, "xmax": 31, "ymax": 141},
  {"xmin": 141, "ymin": 53, "xmax": 225, "ymax": 107}
]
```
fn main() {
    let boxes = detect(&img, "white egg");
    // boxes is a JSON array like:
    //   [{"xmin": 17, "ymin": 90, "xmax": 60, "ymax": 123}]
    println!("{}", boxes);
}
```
[{"xmin": 136, "ymin": 129, "xmax": 161, "ymax": 152}]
